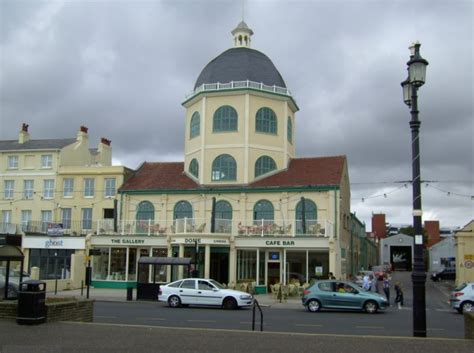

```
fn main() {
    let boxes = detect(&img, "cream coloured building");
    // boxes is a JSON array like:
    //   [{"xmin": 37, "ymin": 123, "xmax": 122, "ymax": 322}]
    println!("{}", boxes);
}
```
[
  {"xmin": 0, "ymin": 124, "xmax": 130, "ymax": 290},
  {"xmin": 455, "ymin": 220, "xmax": 474, "ymax": 285},
  {"xmin": 90, "ymin": 22, "xmax": 353, "ymax": 291}
]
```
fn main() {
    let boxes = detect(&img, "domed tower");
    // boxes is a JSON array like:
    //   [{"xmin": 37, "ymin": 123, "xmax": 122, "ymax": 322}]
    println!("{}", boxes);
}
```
[{"xmin": 182, "ymin": 21, "xmax": 298, "ymax": 185}]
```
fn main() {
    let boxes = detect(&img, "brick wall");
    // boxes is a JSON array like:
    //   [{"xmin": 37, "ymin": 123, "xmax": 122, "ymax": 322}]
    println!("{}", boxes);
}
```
[{"xmin": 0, "ymin": 298, "xmax": 94, "ymax": 322}]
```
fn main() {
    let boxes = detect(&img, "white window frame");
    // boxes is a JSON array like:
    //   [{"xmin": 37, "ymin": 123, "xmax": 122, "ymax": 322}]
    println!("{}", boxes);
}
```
[
  {"xmin": 61, "ymin": 208, "xmax": 72, "ymax": 229},
  {"xmin": 41, "ymin": 210, "xmax": 53, "ymax": 232},
  {"xmin": 23, "ymin": 180, "xmax": 34, "ymax": 199},
  {"xmin": 41, "ymin": 154, "xmax": 53, "ymax": 169},
  {"xmin": 43, "ymin": 179, "xmax": 55, "ymax": 199},
  {"xmin": 82, "ymin": 208, "xmax": 93, "ymax": 230},
  {"xmin": 4, "ymin": 180, "xmax": 14, "ymax": 199},
  {"xmin": 2, "ymin": 210, "xmax": 12, "ymax": 224},
  {"xmin": 104, "ymin": 178, "xmax": 116, "ymax": 198},
  {"xmin": 84, "ymin": 178, "xmax": 95, "ymax": 198},
  {"xmin": 7, "ymin": 156, "xmax": 18, "ymax": 169},
  {"xmin": 63, "ymin": 178, "xmax": 74, "ymax": 198},
  {"xmin": 21, "ymin": 210, "xmax": 32, "ymax": 231}
]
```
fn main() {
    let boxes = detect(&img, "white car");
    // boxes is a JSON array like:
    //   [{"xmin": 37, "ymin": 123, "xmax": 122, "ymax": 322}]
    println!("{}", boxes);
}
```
[
  {"xmin": 158, "ymin": 278, "xmax": 253, "ymax": 309},
  {"xmin": 450, "ymin": 282, "xmax": 474, "ymax": 313},
  {"xmin": 0, "ymin": 267, "xmax": 31, "ymax": 298}
]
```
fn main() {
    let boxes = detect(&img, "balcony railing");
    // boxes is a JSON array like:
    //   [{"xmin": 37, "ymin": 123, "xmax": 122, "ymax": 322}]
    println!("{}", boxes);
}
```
[
  {"xmin": 97, "ymin": 218, "xmax": 333, "ymax": 238},
  {"xmin": 185, "ymin": 80, "xmax": 293, "ymax": 100},
  {"xmin": 0, "ymin": 222, "xmax": 17, "ymax": 234},
  {"xmin": 21, "ymin": 221, "xmax": 95, "ymax": 236}
]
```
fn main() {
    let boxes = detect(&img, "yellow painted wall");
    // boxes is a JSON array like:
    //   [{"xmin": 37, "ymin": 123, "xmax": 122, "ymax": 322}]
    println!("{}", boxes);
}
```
[{"xmin": 455, "ymin": 220, "xmax": 474, "ymax": 285}]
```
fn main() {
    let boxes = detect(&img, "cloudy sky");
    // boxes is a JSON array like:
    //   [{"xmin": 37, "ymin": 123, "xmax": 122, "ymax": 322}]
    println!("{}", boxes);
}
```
[{"xmin": 1, "ymin": 0, "xmax": 472, "ymax": 230}]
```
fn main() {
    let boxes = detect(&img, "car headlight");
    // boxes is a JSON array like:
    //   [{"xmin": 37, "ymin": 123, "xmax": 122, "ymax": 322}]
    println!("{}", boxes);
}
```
[
  {"xmin": 380, "ymin": 296, "xmax": 387, "ymax": 301},
  {"xmin": 240, "ymin": 294, "xmax": 252, "ymax": 300}
]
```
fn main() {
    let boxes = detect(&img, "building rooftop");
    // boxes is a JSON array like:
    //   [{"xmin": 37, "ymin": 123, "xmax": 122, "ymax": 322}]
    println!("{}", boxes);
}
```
[{"xmin": 0, "ymin": 138, "xmax": 76, "ymax": 151}]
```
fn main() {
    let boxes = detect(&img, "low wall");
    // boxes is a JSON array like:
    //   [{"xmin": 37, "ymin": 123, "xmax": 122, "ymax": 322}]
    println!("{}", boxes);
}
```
[{"xmin": 0, "ymin": 298, "xmax": 94, "ymax": 323}]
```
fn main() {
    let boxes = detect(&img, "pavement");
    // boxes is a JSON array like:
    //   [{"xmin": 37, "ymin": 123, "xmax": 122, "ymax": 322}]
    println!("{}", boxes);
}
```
[{"xmin": 46, "ymin": 286, "xmax": 304, "ymax": 309}]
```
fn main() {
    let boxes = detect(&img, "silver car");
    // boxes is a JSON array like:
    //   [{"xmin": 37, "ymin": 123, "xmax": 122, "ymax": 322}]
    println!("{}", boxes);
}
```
[
  {"xmin": 450, "ymin": 282, "xmax": 474, "ymax": 313},
  {"xmin": 0, "ymin": 267, "xmax": 31, "ymax": 298}
]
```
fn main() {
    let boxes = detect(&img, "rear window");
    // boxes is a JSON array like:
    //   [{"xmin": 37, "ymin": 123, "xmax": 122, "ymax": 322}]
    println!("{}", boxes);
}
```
[
  {"xmin": 168, "ymin": 280, "xmax": 183, "ymax": 288},
  {"xmin": 318, "ymin": 282, "xmax": 333, "ymax": 292}
]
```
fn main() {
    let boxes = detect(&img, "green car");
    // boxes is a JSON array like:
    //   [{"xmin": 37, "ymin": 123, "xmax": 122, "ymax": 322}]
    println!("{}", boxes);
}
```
[{"xmin": 302, "ymin": 280, "xmax": 388, "ymax": 314}]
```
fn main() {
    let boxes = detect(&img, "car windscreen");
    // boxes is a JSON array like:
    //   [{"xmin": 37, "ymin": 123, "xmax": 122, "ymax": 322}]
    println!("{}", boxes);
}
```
[{"xmin": 209, "ymin": 280, "xmax": 225, "ymax": 289}]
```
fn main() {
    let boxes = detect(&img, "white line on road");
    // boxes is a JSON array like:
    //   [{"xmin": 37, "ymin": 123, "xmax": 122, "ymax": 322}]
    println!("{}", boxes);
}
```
[
  {"xmin": 355, "ymin": 326, "xmax": 384, "ymax": 329},
  {"xmin": 187, "ymin": 320, "xmax": 216, "ymax": 323},
  {"xmin": 434, "ymin": 309, "xmax": 452, "ymax": 312},
  {"xmin": 427, "ymin": 328, "xmax": 445, "ymax": 331}
]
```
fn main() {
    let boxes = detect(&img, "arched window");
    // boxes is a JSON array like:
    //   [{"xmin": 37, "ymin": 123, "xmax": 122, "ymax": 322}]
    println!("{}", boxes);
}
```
[
  {"xmin": 287, "ymin": 117, "xmax": 293, "ymax": 143},
  {"xmin": 173, "ymin": 201, "xmax": 193, "ymax": 219},
  {"xmin": 189, "ymin": 159, "xmax": 199, "ymax": 178},
  {"xmin": 190, "ymin": 112, "xmax": 200, "ymax": 138},
  {"xmin": 136, "ymin": 201, "xmax": 154, "ymax": 234},
  {"xmin": 213, "ymin": 106, "xmax": 238, "ymax": 132},
  {"xmin": 212, "ymin": 154, "xmax": 237, "ymax": 181},
  {"xmin": 256, "ymin": 107, "xmax": 277, "ymax": 134},
  {"xmin": 255, "ymin": 156, "xmax": 277, "ymax": 178},
  {"xmin": 295, "ymin": 198, "xmax": 317, "ymax": 234},
  {"xmin": 253, "ymin": 200, "xmax": 274, "ymax": 222},
  {"xmin": 215, "ymin": 200, "xmax": 233, "ymax": 233}
]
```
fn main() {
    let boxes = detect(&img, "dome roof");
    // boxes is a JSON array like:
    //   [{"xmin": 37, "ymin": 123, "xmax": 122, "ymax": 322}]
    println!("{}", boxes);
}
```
[{"xmin": 194, "ymin": 47, "xmax": 287, "ymax": 90}]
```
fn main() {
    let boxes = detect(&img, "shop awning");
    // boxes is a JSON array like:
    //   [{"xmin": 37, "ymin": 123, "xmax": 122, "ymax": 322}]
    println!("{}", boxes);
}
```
[{"xmin": 138, "ymin": 257, "xmax": 192, "ymax": 266}]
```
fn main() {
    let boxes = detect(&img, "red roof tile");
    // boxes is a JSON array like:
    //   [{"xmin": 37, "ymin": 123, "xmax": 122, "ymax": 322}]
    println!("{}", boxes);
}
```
[{"xmin": 119, "ymin": 156, "xmax": 346, "ymax": 192}]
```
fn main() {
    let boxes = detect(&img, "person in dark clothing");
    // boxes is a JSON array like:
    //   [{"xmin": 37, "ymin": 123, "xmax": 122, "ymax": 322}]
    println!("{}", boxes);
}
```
[
  {"xmin": 394, "ymin": 281, "xmax": 404, "ymax": 309},
  {"xmin": 383, "ymin": 274, "xmax": 391, "ymax": 304}
]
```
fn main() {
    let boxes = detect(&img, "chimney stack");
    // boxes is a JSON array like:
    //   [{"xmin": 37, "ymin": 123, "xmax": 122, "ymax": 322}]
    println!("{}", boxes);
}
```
[
  {"xmin": 425, "ymin": 220, "xmax": 441, "ymax": 248},
  {"xmin": 372, "ymin": 213, "xmax": 387, "ymax": 239},
  {"xmin": 77, "ymin": 126, "xmax": 89, "ymax": 143},
  {"xmin": 100, "ymin": 137, "xmax": 111, "ymax": 146},
  {"xmin": 18, "ymin": 123, "xmax": 30, "ymax": 144}
]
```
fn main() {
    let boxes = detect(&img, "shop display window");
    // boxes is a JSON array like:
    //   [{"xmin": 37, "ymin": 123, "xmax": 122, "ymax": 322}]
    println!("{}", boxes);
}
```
[
  {"xmin": 128, "ymin": 248, "xmax": 137, "ymax": 281},
  {"xmin": 286, "ymin": 251, "xmax": 307, "ymax": 284},
  {"xmin": 237, "ymin": 250, "xmax": 256, "ymax": 282},
  {"xmin": 308, "ymin": 251, "xmax": 329, "ymax": 283},
  {"xmin": 92, "ymin": 248, "xmax": 109, "ymax": 280},
  {"xmin": 28, "ymin": 249, "xmax": 73, "ymax": 280},
  {"xmin": 110, "ymin": 248, "xmax": 126, "ymax": 281}
]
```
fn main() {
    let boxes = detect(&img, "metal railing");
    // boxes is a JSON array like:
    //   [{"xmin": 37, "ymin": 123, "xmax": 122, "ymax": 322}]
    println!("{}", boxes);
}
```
[
  {"xmin": 96, "ymin": 218, "xmax": 333, "ymax": 237},
  {"xmin": 252, "ymin": 298, "xmax": 263, "ymax": 332},
  {"xmin": 0, "ymin": 222, "xmax": 17, "ymax": 234},
  {"xmin": 185, "ymin": 80, "xmax": 293, "ymax": 100},
  {"xmin": 21, "ymin": 221, "xmax": 94, "ymax": 236}
]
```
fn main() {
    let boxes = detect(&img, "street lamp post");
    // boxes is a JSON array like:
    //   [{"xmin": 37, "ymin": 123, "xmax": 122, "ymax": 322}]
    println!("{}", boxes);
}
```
[{"xmin": 401, "ymin": 42, "xmax": 429, "ymax": 338}]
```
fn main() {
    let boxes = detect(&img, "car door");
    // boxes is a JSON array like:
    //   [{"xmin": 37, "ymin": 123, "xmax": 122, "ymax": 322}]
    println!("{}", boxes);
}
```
[
  {"xmin": 315, "ymin": 281, "xmax": 336, "ymax": 307},
  {"xmin": 197, "ymin": 280, "xmax": 222, "ymax": 305},
  {"xmin": 331, "ymin": 282, "xmax": 359, "ymax": 309},
  {"xmin": 178, "ymin": 279, "xmax": 198, "ymax": 304}
]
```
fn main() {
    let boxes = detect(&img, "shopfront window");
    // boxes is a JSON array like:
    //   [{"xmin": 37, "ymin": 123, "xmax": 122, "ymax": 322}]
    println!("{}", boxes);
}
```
[
  {"xmin": 258, "ymin": 250, "xmax": 265, "ymax": 285},
  {"xmin": 184, "ymin": 246, "xmax": 204, "ymax": 278},
  {"xmin": 110, "ymin": 248, "xmax": 126, "ymax": 281},
  {"xmin": 92, "ymin": 248, "xmax": 110, "ymax": 280},
  {"xmin": 237, "ymin": 250, "xmax": 257, "ymax": 282},
  {"xmin": 286, "ymin": 251, "xmax": 307, "ymax": 285},
  {"xmin": 28, "ymin": 249, "xmax": 74, "ymax": 280},
  {"xmin": 308, "ymin": 251, "xmax": 329, "ymax": 283}
]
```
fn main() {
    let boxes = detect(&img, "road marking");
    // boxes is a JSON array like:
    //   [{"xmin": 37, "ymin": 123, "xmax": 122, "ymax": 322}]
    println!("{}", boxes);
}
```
[
  {"xmin": 187, "ymin": 320, "xmax": 216, "ymax": 323},
  {"xmin": 427, "ymin": 328, "xmax": 445, "ymax": 331},
  {"xmin": 435, "ymin": 309, "xmax": 452, "ymax": 312},
  {"xmin": 355, "ymin": 326, "xmax": 384, "ymax": 329},
  {"xmin": 295, "ymin": 324, "xmax": 323, "ymax": 328},
  {"xmin": 136, "ymin": 318, "xmax": 166, "ymax": 321},
  {"xmin": 240, "ymin": 322, "xmax": 252, "ymax": 325}
]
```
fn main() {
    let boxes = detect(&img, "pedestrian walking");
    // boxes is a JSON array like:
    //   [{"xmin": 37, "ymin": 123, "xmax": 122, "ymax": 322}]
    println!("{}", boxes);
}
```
[
  {"xmin": 362, "ymin": 273, "xmax": 370, "ymax": 291},
  {"xmin": 370, "ymin": 275, "xmax": 378, "ymax": 293},
  {"xmin": 394, "ymin": 281, "xmax": 404, "ymax": 309},
  {"xmin": 383, "ymin": 274, "xmax": 391, "ymax": 304}
]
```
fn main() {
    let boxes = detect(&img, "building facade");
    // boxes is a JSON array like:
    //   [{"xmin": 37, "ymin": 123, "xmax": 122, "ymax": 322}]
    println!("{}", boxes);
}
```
[
  {"xmin": 89, "ymin": 22, "xmax": 353, "ymax": 290},
  {"xmin": 0, "ymin": 124, "xmax": 130, "ymax": 289}
]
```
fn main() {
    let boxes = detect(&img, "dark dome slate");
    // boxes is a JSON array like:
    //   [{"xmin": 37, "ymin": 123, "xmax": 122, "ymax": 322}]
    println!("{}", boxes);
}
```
[{"xmin": 194, "ymin": 47, "xmax": 287, "ymax": 89}]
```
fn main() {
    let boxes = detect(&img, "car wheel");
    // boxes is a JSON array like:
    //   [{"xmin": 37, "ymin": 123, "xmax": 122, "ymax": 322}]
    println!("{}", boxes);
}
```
[
  {"xmin": 461, "ymin": 301, "xmax": 473, "ymax": 313},
  {"xmin": 168, "ymin": 295, "xmax": 181, "ymax": 308},
  {"xmin": 364, "ymin": 300, "xmax": 378, "ymax": 314},
  {"xmin": 222, "ymin": 297, "xmax": 237, "ymax": 310},
  {"xmin": 306, "ymin": 299, "xmax": 321, "ymax": 312}
]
